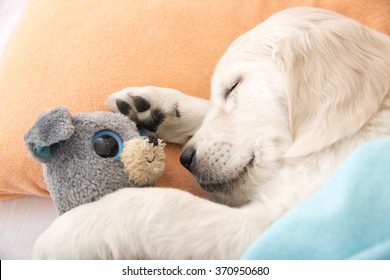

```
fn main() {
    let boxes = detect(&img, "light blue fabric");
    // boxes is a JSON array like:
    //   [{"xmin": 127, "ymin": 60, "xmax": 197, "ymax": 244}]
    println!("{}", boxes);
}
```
[{"xmin": 242, "ymin": 137, "xmax": 390, "ymax": 260}]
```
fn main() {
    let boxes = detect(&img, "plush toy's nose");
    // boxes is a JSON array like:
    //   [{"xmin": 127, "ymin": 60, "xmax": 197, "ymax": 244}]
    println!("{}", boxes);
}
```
[
  {"xmin": 121, "ymin": 137, "xmax": 166, "ymax": 187},
  {"xmin": 147, "ymin": 135, "xmax": 158, "ymax": 147},
  {"xmin": 139, "ymin": 128, "xmax": 158, "ymax": 147}
]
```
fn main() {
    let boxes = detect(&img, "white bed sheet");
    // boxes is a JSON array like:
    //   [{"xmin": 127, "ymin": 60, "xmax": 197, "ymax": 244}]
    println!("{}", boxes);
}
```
[
  {"xmin": 0, "ymin": 0, "xmax": 59, "ymax": 260},
  {"xmin": 0, "ymin": 196, "xmax": 58, "ymax": 259}
]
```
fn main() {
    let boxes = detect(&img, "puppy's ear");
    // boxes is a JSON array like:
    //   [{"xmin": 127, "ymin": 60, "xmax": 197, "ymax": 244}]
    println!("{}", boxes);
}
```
[
  {"xmin": 24, "ymin": 107, "xmax": 74, "ymax": 163},
  {"xmin": 274, "ymin": 12, "xmax": 390, "ymax": 158}
]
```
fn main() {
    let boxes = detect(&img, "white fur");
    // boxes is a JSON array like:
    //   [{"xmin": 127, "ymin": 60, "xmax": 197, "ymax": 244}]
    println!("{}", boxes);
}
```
[
  {"xmin": 106, "ymin": 86, "xmax": 210, "ymax": 144},
  {"xmin": 33, "ymin": 7, "xmax": 390, "ymax": 259}
]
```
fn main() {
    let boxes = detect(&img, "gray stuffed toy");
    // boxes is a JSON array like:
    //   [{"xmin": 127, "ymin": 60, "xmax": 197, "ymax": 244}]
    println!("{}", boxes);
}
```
[{"xmin": 24, "ymin": 107, "xmax": 165, "ymax": 215}]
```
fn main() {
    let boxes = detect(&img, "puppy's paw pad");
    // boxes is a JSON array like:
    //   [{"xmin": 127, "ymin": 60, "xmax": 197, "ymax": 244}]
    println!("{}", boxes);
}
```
[
  {"xmin": 107, "ymin": 87, "xmax": 172, "ymax": 133},
  {"xmin": 133, "ymin": 96, "xmax": 151, "ymax": 113},
  {"xmin": 138, "ymin": 109, "xmax": 166, "ymax": 133},
  {"xmin": 116, "ymin": 99, "xmax": 132, "ymax": 115}
]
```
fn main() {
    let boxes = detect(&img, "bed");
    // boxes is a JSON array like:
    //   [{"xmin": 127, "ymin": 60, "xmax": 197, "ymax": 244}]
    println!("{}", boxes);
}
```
[{"xmin": 1, "ymin": 0, "xmax": 389, "ymax": 259}]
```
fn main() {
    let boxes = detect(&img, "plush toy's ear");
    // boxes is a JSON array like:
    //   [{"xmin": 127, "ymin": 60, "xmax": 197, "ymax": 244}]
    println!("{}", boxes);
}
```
[
  {"xmin": 273, "ymin": 10, "xmax": 390, "ymax": 158},
  {"xmin": 24, "ymin": 107, "xmax": 75, "ymax": 163}
]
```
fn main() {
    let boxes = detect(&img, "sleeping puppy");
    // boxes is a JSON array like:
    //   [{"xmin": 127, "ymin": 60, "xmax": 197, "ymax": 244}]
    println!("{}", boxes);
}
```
[{"xmin": 33, "ymin": 7, "xmax": 390, "ymax": 259}]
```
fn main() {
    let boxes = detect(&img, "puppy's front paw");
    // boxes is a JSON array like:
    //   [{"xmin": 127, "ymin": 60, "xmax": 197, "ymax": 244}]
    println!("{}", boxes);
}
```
[
  {"xmin": 106, "ymin": 86, "xmax": 174, "ymax": 133},
  {"xmin": 106, "ymin": 86, "xmax": 208, "ymax": 144},
  {"xmin": 32, "ymin": 202, "xmax": 112, "ymax": 259}
]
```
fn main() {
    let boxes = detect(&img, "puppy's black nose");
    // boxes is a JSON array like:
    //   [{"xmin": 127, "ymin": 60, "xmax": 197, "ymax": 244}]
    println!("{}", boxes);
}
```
[{"xmin": 180, "ymin": 147, "xmax": 196, "ymax": 172}]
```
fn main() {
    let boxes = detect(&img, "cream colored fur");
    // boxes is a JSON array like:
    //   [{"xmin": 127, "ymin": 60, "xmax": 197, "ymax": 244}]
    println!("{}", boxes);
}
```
[
  {"xmin": 33, "ymin": 7, "xmax": 390, "ymax": 259},
  {"xmin": 121, "ymin": 138, "xmax": 166, "ymax": 186}
]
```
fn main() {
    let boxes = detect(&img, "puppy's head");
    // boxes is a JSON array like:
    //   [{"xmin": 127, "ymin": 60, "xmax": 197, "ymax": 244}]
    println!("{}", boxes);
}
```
[{"xmin": 181, "ymin": 7, "xmax": 390, "ymax": 206}]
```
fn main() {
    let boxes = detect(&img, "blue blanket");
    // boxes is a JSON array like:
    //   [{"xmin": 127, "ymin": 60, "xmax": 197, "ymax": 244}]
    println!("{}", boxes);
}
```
[{"xmin": 242, "ymin": 137, "xmax": 390, "ymax": 260}]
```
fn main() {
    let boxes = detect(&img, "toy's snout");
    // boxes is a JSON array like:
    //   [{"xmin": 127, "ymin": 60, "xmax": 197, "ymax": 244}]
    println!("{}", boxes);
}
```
[{"xmin": 121, "ymin": 137, "xmax": 166, "ymax": 187}]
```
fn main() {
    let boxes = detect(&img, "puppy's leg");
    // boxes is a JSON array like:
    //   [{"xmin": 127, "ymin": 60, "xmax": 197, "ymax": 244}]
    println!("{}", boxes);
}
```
[
  {"xmin": 106, "ymin": 86, "xmax": 210, "ymax": 145},
  {"xmin": 32, "ymin": 188, "xmax": 267, "ymax": 259}
]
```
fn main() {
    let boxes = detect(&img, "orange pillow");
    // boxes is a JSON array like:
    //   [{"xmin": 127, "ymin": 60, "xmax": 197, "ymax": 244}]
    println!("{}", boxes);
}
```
[{"xmin": 0, "ymin": 0, "xmax": 389, "ymax": 199}]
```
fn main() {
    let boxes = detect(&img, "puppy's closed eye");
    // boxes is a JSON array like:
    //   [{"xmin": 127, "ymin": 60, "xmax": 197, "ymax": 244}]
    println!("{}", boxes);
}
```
[{"xmin": 224, "ymin": 78, "xmax": 242, "ymax": 100}]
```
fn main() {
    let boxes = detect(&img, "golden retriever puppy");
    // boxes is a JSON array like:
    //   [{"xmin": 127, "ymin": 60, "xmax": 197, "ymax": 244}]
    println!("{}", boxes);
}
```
[{"xmin": 33, "ymin": 7, "xmax": 390, "ymax": 259}]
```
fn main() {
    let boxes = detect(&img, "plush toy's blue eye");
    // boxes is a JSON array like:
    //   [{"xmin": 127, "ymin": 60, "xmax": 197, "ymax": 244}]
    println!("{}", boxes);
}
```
[{"xmin": 92, "ymin": 130, "xmax": 123, "ymax": 159}]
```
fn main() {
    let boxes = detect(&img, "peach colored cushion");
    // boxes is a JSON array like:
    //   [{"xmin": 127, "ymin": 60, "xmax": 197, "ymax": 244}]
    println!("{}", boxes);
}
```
[{"xmin": 0, "ymin": 0, "xmax": 389, "ymax": 199}]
